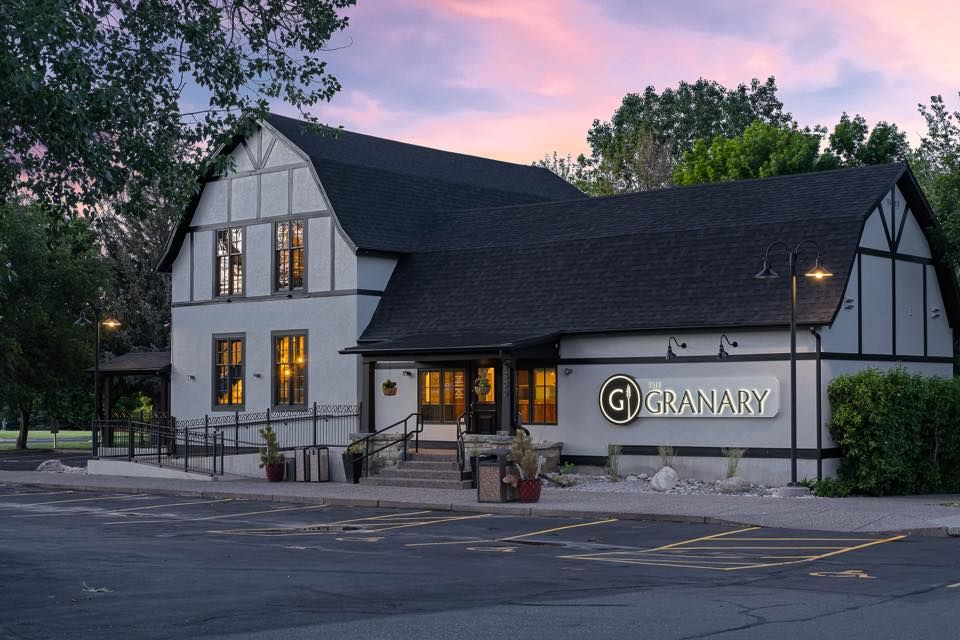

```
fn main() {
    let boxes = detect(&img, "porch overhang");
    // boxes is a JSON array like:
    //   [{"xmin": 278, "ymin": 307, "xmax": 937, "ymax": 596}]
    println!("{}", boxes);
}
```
[{"xmin": 340, "ymin": 333, "xmax": 560, "ymax": 359}]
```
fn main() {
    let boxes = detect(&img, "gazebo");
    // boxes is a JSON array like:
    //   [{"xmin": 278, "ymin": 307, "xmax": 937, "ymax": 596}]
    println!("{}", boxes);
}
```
[{"xmin": 88, "ymin": 352, "xmax": 171, "ymax": 418}]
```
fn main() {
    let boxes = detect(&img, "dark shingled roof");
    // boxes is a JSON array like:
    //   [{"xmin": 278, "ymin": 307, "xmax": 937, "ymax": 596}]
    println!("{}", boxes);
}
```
[
  {"xmin": 354, "ymin": 163, "xmax": 959, "ymax": 349},
  {"xmin": 157, "ymin": 115, "xmax": 584, "ymax": 269},
  {"xmin": 87, "ymin": 352, "xmax": 171, "ymax": 375}
]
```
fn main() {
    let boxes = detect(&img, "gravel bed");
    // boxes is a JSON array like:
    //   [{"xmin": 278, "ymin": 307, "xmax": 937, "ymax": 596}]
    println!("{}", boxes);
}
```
[{"xmin": 546, "ymin": 473, "xmax": 776, "ymax": 497}]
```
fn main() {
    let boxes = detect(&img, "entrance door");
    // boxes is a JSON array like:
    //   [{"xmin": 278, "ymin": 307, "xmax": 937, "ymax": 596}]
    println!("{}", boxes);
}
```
[{"xmin": 471, "ymin": 365, "xmax": 498, "ymax": 434}]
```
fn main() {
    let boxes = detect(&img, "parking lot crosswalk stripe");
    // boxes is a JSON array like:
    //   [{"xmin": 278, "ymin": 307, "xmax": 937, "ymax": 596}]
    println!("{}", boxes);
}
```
[
  {"xmin": 499, "ymin": 518, "xmax": 618, "ymax": 542},
  {"xmin": 211, "ymin": 509, "xmax": 438, "ymax": 536},
  {"xmin": 106, "ymin": 498, "xmax": 234, "ymax": 514},
  {"xmin": 0, "ymin": 490, "xmax": 75, "ymax": 498},
  {"xmin": 651, "ymin": 526, "xmax": 762, "ymax": 550},
  {"xmin": 103, "ymin": 504, "xmax": 329, "ymax": 525},
  {"xmin": 3, "ymin": 494, "xmax": 149, "ymax": 506}
]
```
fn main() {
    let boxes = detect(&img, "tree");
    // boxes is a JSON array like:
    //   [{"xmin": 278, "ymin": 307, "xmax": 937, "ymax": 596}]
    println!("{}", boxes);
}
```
[
  {"xmin": 1, "ymin": 0, "xmax": 354, "ymax": 216},
  {"xmin": 0, "ymin": 204, "xmax": 107, "ymax": 449},
  {"xmin": 912, "ymin": 94, "xmax": 960, "ymax": 270},
  {"xmin": 673, "ymin": 115, "xmax": 910, "ymax": 186},
  {"xmin": 537, "ymin": 76, "xmax": 793, "ymax": 195},
  {"xmin": 673, "ymin": 122, "xmax": 835, "ymax": 185}
]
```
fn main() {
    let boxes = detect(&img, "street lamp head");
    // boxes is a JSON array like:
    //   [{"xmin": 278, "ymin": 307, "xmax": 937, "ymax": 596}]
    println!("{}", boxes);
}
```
[
  {"xmin": 101, "ymin": 318, "xmax": 122, "ymax": 330},
  {"xmin": 754, "ymin": 260, "xmax": 780, "ymax": 279},
  {"xmin": 74, "ymin": 311, "xmax": 93, "ymax": 327},
  {"xmin": 805, "ymin": 256, "xmax": 833, "ymax": 280}
]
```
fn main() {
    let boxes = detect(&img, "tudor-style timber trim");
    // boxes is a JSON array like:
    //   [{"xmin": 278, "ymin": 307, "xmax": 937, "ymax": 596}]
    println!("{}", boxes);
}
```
[
  {"xmin": 556, "ymin": 352, "xmax": 953, "ymax": 365},
  {"xmin": 171, "ymin": 288, "xmax": 383, "ymax": 308},
  {"xmin": 188, "ymin": 209, "xmax": 330, "ymax": 233}
]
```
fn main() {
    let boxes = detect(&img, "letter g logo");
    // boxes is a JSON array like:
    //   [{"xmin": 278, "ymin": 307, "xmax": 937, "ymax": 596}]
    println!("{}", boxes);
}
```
[{"xmin": 599, "ymin": 374, "xmax": 642, "ymax": 425}]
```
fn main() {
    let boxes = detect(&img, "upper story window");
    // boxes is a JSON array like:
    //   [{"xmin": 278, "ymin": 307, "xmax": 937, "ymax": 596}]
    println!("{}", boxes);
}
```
[
  {"xmin": 275, "ymin": 220, "xmax": 304, "ymax": 291},
  {"xmin": 213, "ymin": 335, "xmax": 244, "ymax": 409},
  {"xmin": 517, "ymin": 366, "xmax": 557, "ymax": 425},
  {"xmin": 273, "ymin": 333, "xmax": 307, "ymax": 407},
  {"xmin": 215, "ymin": 227, "xmax": 244, "ymax": 297}
]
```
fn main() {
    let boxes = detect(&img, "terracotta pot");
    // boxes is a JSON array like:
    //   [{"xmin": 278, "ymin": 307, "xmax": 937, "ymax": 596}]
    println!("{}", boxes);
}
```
[
  {"xmin": 517, "ymin": 478, "xmax": 542, "ymax": 503},
  {"xmin": 382, "ymin": 386, "xmax": 397, "ymax": 396},
  {"xmin": 265, "ymin": 462, "xmax": 285, "ymax": 482}
]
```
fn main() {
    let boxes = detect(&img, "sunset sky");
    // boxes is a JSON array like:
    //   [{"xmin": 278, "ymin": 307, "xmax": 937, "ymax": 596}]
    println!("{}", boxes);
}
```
[{"xmin": 270, "ymin": 0, "xmax": 960, "ymax": 164}]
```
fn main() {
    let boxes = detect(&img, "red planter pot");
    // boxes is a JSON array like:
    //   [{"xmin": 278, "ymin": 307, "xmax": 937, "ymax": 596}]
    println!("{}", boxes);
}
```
[
  {"xmin": 265, "ymin": 462, "xmax": 285, "ymax": 482},
  {"xmin": 517, "ymin": 478, "xmax": 542, "ymax": 503}
]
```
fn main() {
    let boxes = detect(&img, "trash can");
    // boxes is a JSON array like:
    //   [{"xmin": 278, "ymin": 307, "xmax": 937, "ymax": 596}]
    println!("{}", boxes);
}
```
[
  {"xmin": 295, "ymin": 446, "xmax": 330, "ymax": 482},
  {"xmin": 477, "ymin": 448, "xmax": 518, "ymax": 503},
  {"xmin": 284, "ymin": 457, "xmax": 296, "ymax": 482}
]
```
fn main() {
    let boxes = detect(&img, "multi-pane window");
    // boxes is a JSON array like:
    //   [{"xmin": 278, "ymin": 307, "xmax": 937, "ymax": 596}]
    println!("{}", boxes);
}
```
[
  {"xmin": 273, "ymin": 334, "xmax": 306, "ymax": 407},
  {"xmin": 214, "ymin": 337, "xmax": 244, "ymax": 408},
  {"xmin": 275, "ymin": 220, "xmax": 304, "ymax": 291},
  {"xmin": 215, "ymin": 227, "xmax": 244, "ymax": 296},
  {"xmin": 517, "ymin": 366, "xmax": 558, "ymax": 424},
  {"xmin": 418, "ymin": 368, "xmax": 465, "ymax": 422}
]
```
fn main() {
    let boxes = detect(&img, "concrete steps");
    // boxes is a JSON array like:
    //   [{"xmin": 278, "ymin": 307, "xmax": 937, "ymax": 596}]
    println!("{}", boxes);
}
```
[{"xmin": 360, "ymin": 451, "xmax": 473, "ymax": 489}]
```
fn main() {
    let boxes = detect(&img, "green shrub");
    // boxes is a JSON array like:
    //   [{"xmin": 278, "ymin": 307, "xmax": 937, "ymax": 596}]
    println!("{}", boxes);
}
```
[
  {"xmin": 802, "ymin": 477, "xmax": 854, "ymax": 498},
  {"xmin": 828, "ymin": 368, "xmax": 960, "ymax": 495}
]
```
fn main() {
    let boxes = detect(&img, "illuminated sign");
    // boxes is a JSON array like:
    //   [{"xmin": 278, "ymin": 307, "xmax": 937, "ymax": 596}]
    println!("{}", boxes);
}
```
[{"xmin": 599, "ymin": 375, "xmax": 779, "ymax": 424}]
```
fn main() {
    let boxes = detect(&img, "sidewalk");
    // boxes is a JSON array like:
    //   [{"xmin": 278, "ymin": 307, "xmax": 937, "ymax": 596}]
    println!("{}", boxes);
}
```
[{"xmin": 2, "ymin": 469, "xmax": 960, "ymax": 536}]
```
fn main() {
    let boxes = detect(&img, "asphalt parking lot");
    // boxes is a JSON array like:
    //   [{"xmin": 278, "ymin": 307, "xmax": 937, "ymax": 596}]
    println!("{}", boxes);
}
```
[
  {"xmin": 0, "ymin": 449, "xmax": 91, "ymax": 471},
  {"xmin": 1, "ymin": 484, "xmax": 959, "ymax": 639}
]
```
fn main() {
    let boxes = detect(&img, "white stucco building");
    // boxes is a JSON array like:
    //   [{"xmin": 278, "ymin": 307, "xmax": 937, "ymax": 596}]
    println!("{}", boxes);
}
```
[{"xmin": 157, "ymin": 115, "xmax": 958, "ymax": 485}]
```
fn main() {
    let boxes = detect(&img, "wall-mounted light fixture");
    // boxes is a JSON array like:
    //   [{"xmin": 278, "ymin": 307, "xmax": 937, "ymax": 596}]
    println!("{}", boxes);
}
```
[
  {"xmin": 718, "ymin": 334, "xmax": 738, "ymax": 359},
  {"xmin": 401, "ymin": 370, "xmax": 413, "ymax": 377},
  {"xmin": 187, "ymin": 374, "xmax": 196, "ymax": 381},
  {"xmin": 931, "ymin": 306, "xmax": 942, "ymax": 319},
  {"xmin": 666, "ymin": 336, "xmax": 686, "ymax": 360},
  {"xmin": 843, "ymin": 297, "xmax": 856, "ymax": 310},
  {"xmin": 563, "ymin": 367, "xmax": 573, "ymax": 376},
  {"xmin": 253, "ymin": 373, "xmax": 262, "ymax": 379}
]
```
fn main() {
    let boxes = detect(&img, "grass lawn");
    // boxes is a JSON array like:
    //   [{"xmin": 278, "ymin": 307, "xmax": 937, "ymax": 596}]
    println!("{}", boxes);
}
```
[
  {"xmin": 0, "ymin": 430, "xmax": 92, "ymax": 451},
  {"xmin": 0, "ymin": 430, "xmax": 92, "ymax": 440}
]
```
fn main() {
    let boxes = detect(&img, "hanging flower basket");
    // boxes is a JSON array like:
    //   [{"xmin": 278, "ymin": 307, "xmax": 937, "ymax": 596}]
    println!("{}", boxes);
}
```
[
  {"xmin": 473, "ymin": 377, "xmax": 491, "ymax": 398},
  {"xmin": 382, "ymin": 379, "xmax": 398, "ymax": 396}
]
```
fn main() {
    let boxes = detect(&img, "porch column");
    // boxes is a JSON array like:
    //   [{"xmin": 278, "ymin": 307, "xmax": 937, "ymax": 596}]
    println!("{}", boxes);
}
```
[
  {"xmin": 500, "ymin": 356, "xmax": 515, "ymax": 434},
  {"xmin": 361, "ymin": 360, "xmax": 376, "ymax": 433}
]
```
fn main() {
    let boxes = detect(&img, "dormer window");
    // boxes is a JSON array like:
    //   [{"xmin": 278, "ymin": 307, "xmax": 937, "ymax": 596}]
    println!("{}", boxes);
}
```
[
  {"xmin": 275, "ymin": 219, "xmax": 305, "ymax": 291},
  {"xmin": 215, "ymin": 227, "xmax": 244, "ymax": 297}
]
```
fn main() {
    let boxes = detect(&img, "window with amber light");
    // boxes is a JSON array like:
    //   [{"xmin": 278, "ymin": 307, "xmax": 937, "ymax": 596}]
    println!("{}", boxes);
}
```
[
  {"xmin": 215, "ymin": 227, "xmax": 243, "ymax": 296},
  {"xmin": 517, "ymin": 366, "xmax": 557, "ymax": 425},
  {"xmin": 214, "ymin": 336, "xmax": 244, "ymax": 408},
  {"xmin": 273, "ymin": 334, "xmax": 306, "ymax": 406},
  {"xmin": 275, "ymin": 220, "xmax": 304, "ymax": 291},
  {"xmin": 418, "ymin": 368, "xmax": 465, "ymax": 422}
]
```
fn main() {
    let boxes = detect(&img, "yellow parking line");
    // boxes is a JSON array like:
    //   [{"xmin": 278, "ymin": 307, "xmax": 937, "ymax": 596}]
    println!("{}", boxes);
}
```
[
  {"xmin": 678, "ymin": 546, "xmax": 851, "ymax": 550},
  {"xmin": 500, "ymin": 518, "xmax": 618, "ymax": 542},
  {"xmin": 728, "ymin": 534, "xmax": 907, "ymax": 570},
  {"xmin": 653, "ymin": 526, "xmax": 761, "ymax": 551},
  {"xmin": 0, "ymin": 490, "xmax": 75, "ymax": 498},
  {"xmin": 2, "ymin": 494, "xmax": 149, "ymax": 506},
  {"xmin": 104, "ymin": 504, "xmax": 329, "ymax": 525}
]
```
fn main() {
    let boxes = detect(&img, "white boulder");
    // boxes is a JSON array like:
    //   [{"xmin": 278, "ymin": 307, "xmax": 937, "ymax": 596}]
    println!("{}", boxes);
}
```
[
  {"xmin": 36, "ymin": 459, "xmax": 85, "ymax": 474},
  {"xmin": 650, "ymin": 466, "xmax": 678, "ymax": 491},
  {"xmin": 716, "ymin": 476, "xmax": 751, "ymax": 494}
]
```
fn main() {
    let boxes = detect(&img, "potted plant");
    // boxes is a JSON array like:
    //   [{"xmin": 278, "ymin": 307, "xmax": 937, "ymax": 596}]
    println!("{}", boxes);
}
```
[
  {"xmin": 342, "ymin": 441, "xmax": 364, "ymax": 484},
  {"xmin": 473, "ymin": 375, "xmax": 491, "ymax": 398},
  {"xmin": 381, "ymin": 379, "xmax": 398, "ymax": 396},
  {"xmin": 508, "ymin": 430, "xmax": 543, "ymax": 503},
  {"xmin": 258, "ymin": 425, "xmax": 285, "ymax": 482}
]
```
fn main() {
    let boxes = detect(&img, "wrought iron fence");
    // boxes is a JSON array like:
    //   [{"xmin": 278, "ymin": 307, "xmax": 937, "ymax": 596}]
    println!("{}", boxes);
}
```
[{"xmin": 94, "ymin": 403, "xmax": 359, "ymax": 475}]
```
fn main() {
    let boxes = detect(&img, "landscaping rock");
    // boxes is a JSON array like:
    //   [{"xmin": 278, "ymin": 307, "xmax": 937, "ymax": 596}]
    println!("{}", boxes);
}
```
[
  {"xmin": 717, "ymin": 476, "xmax": 751, "ymax": 494},
  {"xmin": 626, "ymin": 474, "xmax": 639, "ymax": 482},
  {"xmin": 639, "ymin": 473, "xmax": 649, "ymax": 480},
  {"xmin": 36, "ymin": 460, "xmax": 85, "ymax": 474},
  {"xmin": 650, "ymin": 466, "xmax": 678, "ymax": 492}
]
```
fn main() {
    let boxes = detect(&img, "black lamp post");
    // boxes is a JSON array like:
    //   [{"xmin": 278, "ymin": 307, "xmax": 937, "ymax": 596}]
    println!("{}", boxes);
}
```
[
  {"xmin": 75, "ymin": 310, "xmax": 121, "ymax": 421},
  {"xmin": 754, "ymin": 240, "xmax": 833, "ymax": 485}
]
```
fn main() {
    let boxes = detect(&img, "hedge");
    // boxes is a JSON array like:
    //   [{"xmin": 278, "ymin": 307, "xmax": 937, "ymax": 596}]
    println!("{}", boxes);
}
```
[{"xmin": 828, "ymin": 368, "xmax": 960, "ymax": 495}]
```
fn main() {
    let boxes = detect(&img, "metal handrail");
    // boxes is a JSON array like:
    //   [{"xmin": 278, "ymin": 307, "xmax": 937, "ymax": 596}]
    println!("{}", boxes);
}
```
[
  {"xmin": 352, "ymin": 413, "xmax": 423, "ymax": 477},
  {"xmin": 455, "ymin": 410, "xmax": 473, "ymax": 475}
]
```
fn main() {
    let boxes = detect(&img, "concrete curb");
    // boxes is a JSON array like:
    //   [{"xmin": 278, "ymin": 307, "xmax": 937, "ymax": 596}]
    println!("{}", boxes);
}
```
[{"xmin": 4, "ymin": 477, "xmax": 956, "ymax": 537}]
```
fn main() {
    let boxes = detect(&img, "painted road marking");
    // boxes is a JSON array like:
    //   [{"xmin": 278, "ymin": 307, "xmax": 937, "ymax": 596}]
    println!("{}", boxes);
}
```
[
  {"xmin": 0, "ymin": 490, "xmax": 76, "ymax": 498},
  {"xmin": 947, "ymin": 582, "xmax": 960, "ymax": 589},
  {"xmin": 467, "ymin": 546, "xmax": 517, "ymax": 553},
  {"xmin": 103, "ymin": 504, "xmax": 329, "ymax": 525},
  {"xmin": 9, "ymin": 498, "xmax": 236, "ymax": 518},
  {"xmin": 810, "ymin": 569, "xmax": 875, "ymax": 579},
  {"xmin": 336, "ymin": 536, "xmax": 384, "ymax": 543},
  {"xmin": 212, "ymin": 510, "xmax": 492, "ymax": 537},
  {"xmin": 405, "ymin": 517, "xmax": 617, "ymax": 548},
  {"xmin": 0, "ymin": 494, "xmax": 150, "ymax": 507},
  {"xmin": 561, "ymin": 527, "xmax": 906, "ymax": 572}
]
